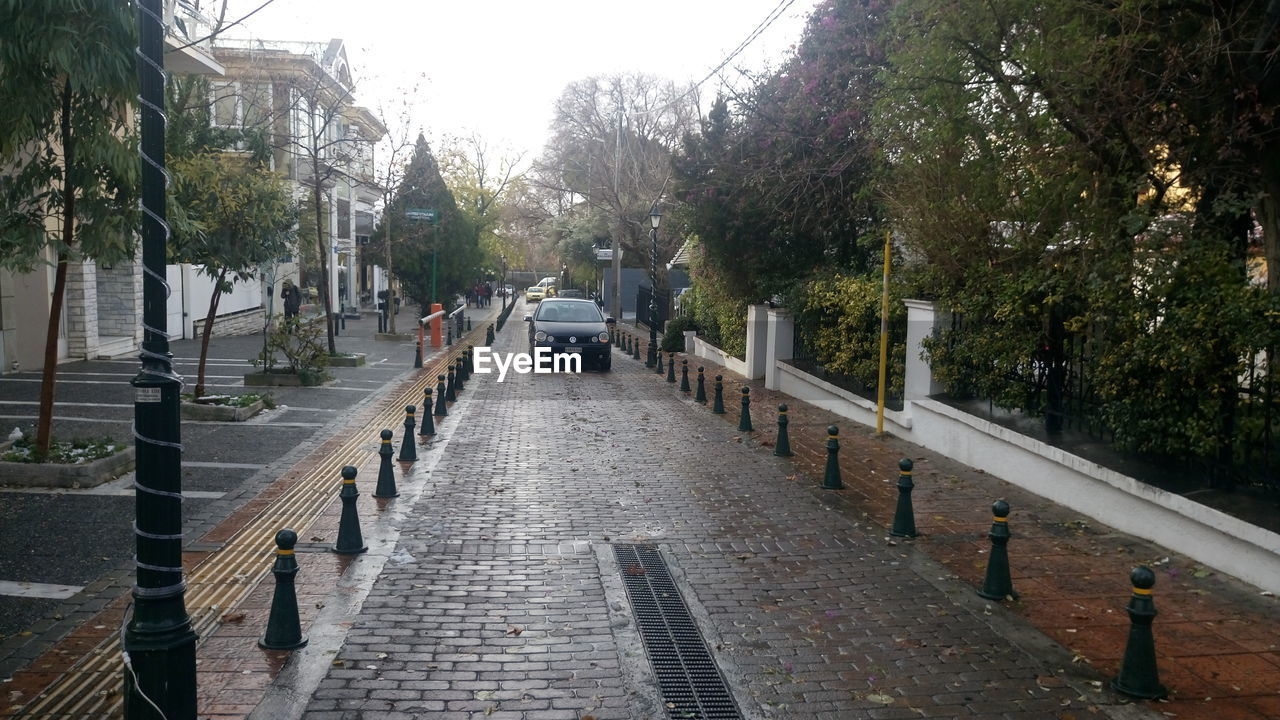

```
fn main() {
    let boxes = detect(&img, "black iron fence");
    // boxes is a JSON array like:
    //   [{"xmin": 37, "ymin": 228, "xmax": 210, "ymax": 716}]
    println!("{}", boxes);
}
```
[
  {"xmin": 940, "ymin": 313, "xmax": 1277, "ymax": 493},
  {"xmin": 635, "ymin": 286, "xmax": 670, "ymax": 331},
  {"xmin": 788, "ymin": 322, "xmax": 905, "ymax": 412}
]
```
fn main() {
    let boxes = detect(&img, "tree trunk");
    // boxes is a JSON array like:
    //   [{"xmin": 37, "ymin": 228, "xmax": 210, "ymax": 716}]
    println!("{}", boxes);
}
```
[
  {"xmin": 312, "ymin": 168, "xmax": 336, "ymax": 355},
  {"xmin": 385, "ymin": 206, "xmax": 396, "ymax": 334},
  {"xmin": 194, "ymin": 268, "xmax": 227, "ymax": 398},
  {"xmin": 36, "ymin": 80, "xmax": 76, "ymax": 456}
]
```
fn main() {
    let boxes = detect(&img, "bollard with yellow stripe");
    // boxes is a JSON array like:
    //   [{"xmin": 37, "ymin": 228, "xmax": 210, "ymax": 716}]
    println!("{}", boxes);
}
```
[
  {"xmin": 420, "ymin": 388, "xmax": 436, "ymax": 436},
  {"xmin": 822, "ymin": 425, "xmax": 843, "ymax": 489},
  {"xmin": 259, "ymin": 528, "xmax": 307, "ymax": 650},
  {"xmin": 977, "ymin": 499, "xmax": 1017, "ymax": 600},
  {"xmin": 333, "ymin": 465, "xmax": 367, "ymax": 554},
  {"xmin": 379, "ymin": 427, "xmax": 403, "ymax": 497},
  {"xmin": 397, "ymin": 407, "xmax": 417, "ymax": 464},
  {"xmin": 889, "ymin": 458, "xmax": 917, "ymax": 538},
  {"xmin": 773, "ymin": 404, "xmax": 792, "ymax": 457},
  {"xmin": 1112, "ymin": 566, "xmax": 1168, "ymax": 699}
]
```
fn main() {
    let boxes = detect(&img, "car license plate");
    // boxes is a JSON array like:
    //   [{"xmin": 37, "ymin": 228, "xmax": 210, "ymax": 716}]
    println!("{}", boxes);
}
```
[{"xmin": 564, "ymin": 346, "xmax": 582, "ymax": 353}]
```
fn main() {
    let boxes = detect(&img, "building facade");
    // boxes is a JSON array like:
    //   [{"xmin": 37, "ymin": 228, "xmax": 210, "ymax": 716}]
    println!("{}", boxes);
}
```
[{"xmin": 0, "ymin": 0, "xmax": 225, "ymax": 374}]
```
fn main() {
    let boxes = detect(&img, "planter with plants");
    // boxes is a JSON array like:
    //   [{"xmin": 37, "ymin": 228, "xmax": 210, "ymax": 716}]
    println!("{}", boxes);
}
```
[
  {"xmin": 0, "ymin": 433, "xmax": 135, "ymax": 489},
  {"xmin": 245, "ymin": 316, "xmax": 332, "ymax": 387},
  {"xmin": 180, "ymin": 392, "xmax": 273, "ymax": 421},
  {"xmin": 327, "ymin": 352, "xmax": 366, "ymax": 367}
]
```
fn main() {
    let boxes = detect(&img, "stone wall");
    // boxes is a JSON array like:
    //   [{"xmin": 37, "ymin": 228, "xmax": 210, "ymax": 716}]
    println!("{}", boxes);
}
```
[
  {"xmin": 193, "ymin": 307, "xmax": 265, "ymax": 338},
  {"xmin": 96, "ymin": 260, "xmax": 142, "ymax": 341},
  {"xmin": 64, "ymin": 259, "xmax": 99, "ymax": 360}
]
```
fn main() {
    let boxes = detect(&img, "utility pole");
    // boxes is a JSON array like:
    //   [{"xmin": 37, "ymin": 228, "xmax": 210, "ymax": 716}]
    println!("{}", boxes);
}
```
[
  {"xmin": 610, "ymin": 103, "xmax": 622, "ymax": 322},
  {"xmin": 127, "ymin": 1, "xmax": 197, "ymax": 718}
]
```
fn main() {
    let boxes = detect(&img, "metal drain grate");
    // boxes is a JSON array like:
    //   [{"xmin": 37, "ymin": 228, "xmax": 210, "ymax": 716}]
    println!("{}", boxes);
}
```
[{"xmin": 613, "ymin": 544, "xmax": 743, "ymax": 720}]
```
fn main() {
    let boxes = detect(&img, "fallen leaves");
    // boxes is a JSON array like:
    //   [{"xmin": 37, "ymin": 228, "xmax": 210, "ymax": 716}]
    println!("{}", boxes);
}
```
[
  {"xmin": 506, "ymin": 626, "xmax": 523, "ymax": 636},
  {"xmin": 220, "ymin": 612, "xmax": 245, "ymax": 624}
]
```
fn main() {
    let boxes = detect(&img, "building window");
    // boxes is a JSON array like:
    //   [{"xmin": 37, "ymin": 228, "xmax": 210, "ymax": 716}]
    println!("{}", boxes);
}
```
[
  {"xmin": 337, "ymin": 199, "xmax": 351, "ymax": 239},
  {"xmin": 212, "ymin": 83, "xmax": 238, "ymax": 127}
]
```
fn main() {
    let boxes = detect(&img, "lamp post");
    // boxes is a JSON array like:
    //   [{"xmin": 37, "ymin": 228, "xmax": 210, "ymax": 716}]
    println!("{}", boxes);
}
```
[
  {"xmin": 128, "ymin": 1, "xmax": 197, "ymax": 718},
  {"xmin": 647, "ymin": 205, "xmax": 661, "ymax": 367},
  {"xmin": 500, "ymin": 254, "xmax": 507, "ymax": 312}
]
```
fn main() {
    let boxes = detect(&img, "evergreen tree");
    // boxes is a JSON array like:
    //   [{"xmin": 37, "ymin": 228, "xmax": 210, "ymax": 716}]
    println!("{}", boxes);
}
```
[
  {"xmin": 373, "ymin": 134, "xmax": 478, "ymax": 312},
  {"xmin": 0, "ymin": 0, "xmax": 138, "ymax": 454}
]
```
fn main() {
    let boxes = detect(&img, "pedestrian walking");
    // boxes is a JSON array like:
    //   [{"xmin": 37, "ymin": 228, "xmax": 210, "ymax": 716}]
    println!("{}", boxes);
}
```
[{"xmin": 281, "ymin": 280, "xmax": 301, "ymax": 320}]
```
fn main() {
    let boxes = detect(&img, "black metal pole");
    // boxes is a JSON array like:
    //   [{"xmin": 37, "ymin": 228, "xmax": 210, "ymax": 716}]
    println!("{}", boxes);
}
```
[
  {"xmin": 126, "ymin": 2, "xmax": 197, "ymax": 718},
  {"xmin": 647, "ymin": 226, "xmax": 658, "ymax": 367}
]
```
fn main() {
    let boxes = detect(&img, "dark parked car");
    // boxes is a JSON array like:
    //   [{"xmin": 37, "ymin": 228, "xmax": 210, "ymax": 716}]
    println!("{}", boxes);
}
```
[{"xmin": 525, "ymin": 299, "xmax": 615, "ymax": 371}]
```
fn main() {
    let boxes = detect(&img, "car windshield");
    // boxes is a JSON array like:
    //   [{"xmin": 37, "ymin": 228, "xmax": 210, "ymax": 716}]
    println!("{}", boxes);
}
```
[
  {"xmin": 527, "ymin": 287, "xmax": 541, "ymax": 292},
  {"xmin": 536, "ymin": 302, "xmax": 602, "ymax": 323}
]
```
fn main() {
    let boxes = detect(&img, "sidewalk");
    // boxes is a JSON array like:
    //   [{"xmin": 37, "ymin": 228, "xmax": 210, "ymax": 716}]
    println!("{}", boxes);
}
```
[
  {"xmin": 0, "ymin": 303, "xmax": 501, "ymax": 719},
  {"xmin": 264, "ymin": 315, "xmax": 1151, "ymax": 719},
  {"xmin": 630, "ymin": 339, "xmax": 1280, "ymax": 720}
]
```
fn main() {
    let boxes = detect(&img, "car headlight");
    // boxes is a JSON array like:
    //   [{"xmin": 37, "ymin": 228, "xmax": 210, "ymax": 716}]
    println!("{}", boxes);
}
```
[
  {"xmin": 534, "ymin": 330, "xmax": 547, "ymax": 342},
  {"xmin": 597, "ymin": 332, "xmax": 610, "ymax": 343}
]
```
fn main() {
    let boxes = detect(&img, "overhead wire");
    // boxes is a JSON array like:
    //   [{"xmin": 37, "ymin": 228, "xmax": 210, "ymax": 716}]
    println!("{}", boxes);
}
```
[{"xmin": 169, "ymin": 0, "xmax": 280, "ymax": 52}]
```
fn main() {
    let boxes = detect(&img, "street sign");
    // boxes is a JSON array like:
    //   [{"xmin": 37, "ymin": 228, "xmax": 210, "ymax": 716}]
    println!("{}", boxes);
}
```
[{"xmin": 405, "ymin": 208, "xmax": 437, "ymax": 222}]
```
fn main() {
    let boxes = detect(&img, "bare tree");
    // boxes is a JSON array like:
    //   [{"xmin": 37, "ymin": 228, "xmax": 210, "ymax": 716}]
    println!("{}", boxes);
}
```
[
  {"xmin": 534, "ymin": 73, "xmax": 699, "ymax": 317},
  {"xmin": 371, "ymin": 95, "xmax": 417, "ymax": 334}
]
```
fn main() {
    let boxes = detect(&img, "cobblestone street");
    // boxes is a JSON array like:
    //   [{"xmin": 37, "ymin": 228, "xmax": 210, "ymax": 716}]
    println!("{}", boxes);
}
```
[{"xmin": 291, "ymin": 308, "xmax": 1151, "ymax": 720}]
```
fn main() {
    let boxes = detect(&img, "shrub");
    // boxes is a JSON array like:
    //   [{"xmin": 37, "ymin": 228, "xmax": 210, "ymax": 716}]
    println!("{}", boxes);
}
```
[
  {"xmin": 252, "ymin": 316, "xmax": 330, "ymax": 384},
  {"xmin": 661, "ymin": 315, "xmax": 697, "ymax": 352},
  {"xmin": 795, "ymin": 273, "xmax": 907, "ymax": 397}
]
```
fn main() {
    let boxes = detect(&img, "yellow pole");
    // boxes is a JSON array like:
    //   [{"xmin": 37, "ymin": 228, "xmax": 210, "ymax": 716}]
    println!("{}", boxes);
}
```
[{"xmin": 876, "ymin": 230, "xmax": 891, "ymax": 435}]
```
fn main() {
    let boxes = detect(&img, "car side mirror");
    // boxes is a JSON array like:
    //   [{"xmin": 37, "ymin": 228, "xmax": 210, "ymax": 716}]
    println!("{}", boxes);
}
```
[
  {"xmin": 605, "ymin": 317, "xmax": 616, "ymax": 324},
  {"xmin": 524, "ymin": 315, "xmax": 532, "ymax": 322}
]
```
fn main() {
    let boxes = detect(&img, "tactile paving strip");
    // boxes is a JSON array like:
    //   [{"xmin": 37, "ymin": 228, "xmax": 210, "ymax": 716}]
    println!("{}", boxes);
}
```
[{"xmin": 612, "ymin": 544, "xmax": 742, "ymax": 720}]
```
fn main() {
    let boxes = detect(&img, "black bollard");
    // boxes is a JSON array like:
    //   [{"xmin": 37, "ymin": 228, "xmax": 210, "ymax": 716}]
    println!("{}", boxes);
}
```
[
  {"xmin": 632, "ymin": 337, "xmax": 641, "ymax": 361},
  {"xmin": 1111, "ymin": 566, "xmax": 1168, "ymax": 699},
  {"xmin": 434, "ymin": 376, "xmax": 448, "ymax": 416},
  {"xmin": 447, "ymin": 322, "xmax": 453, "ymax": 346},
  {"xmin": 446, "ymin": 366, "xmax": 457, "ymax": 402},
  {"xmin": 655, "ymin": 347, "xmax": 664, "ymax": 375},
  {"xmin": 738, "ymin": 386, "xmax": 753, "ymax": 431},
  {"xmin": 487, "ymin": 325, "xmax": 495, "ymax": 345},
  {"xmin": 467, "ymin": 317, "xmax": 472, "ymax": 331},
  {"xmin": 774, "ymin": 404, "xmax": 792, "ymax": 457},
  {"xmin": 377, "ymin": 428, "xmax": 403, "ymax": 496},
  {"xmin": 695, "ymin": 367, "xmax": 707, "ymax": 403},
  {"xmin": 414, "ymin": 339, "xmax": 422, "ymax": 369},
  {"xmin": 454, "ymin": 357, "xmax": 465, "ymax": 392},
  {"xmin": 397, "ymin": 408, "xmax": 417, "ymax": 463},
  {"xmin": 420, "ymin": 388, "xmax": 436, "ymax": 436},
  {"xmin": 258, "ymin": 528, "xmax": 307, "ymax": 650},
  {"xmin": 680, "ymin": 360, "xmax": 690, "ymax": 392},
  {"xmin": 889, "ymin": 458, "xmax": 918, "ymax": 538},
  {"xmin": 822, "ymin": 425, "xmax": 843, "ymax": 490},
  {"xmin": 666, "ymin": 353, "xmax": 676, "ymax": 383},
  {"xmin": 977, "ymin": 500, "xmax": 1018, "ymax": 600},
  {"xmin": 464, "ymin": 347, "xmax": 473, "ymax": 382},
  {"xmin": 712, "ymin": 375, "xmax": 726, "ymax": 414},
  {"xmin": 333, "ymin": 465, "xmax": 367, "ymax": 554}
]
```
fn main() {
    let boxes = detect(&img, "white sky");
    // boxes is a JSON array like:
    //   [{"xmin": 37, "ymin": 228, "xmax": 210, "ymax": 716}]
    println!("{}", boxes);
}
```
[{"xmin": 217, "ymin": 0, "xmax": 820, "ymax": 161}]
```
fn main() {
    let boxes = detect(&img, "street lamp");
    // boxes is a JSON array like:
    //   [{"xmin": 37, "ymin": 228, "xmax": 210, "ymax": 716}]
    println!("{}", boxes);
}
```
[{"xmin": 647, "ymin": 204, "xmax": 662, "ymax": 367}]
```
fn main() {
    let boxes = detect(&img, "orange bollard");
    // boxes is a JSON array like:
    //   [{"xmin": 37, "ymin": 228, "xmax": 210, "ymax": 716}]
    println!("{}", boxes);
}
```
[{"xmin": 429, "ymin": 303, "xmax": 443, "ymax": 347}]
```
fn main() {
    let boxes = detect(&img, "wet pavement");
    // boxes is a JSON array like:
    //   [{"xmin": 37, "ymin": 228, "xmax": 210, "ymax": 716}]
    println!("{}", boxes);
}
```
[{"xmin": 1, "ymin": 302, "xmax": 1277, "ymax": 719}]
